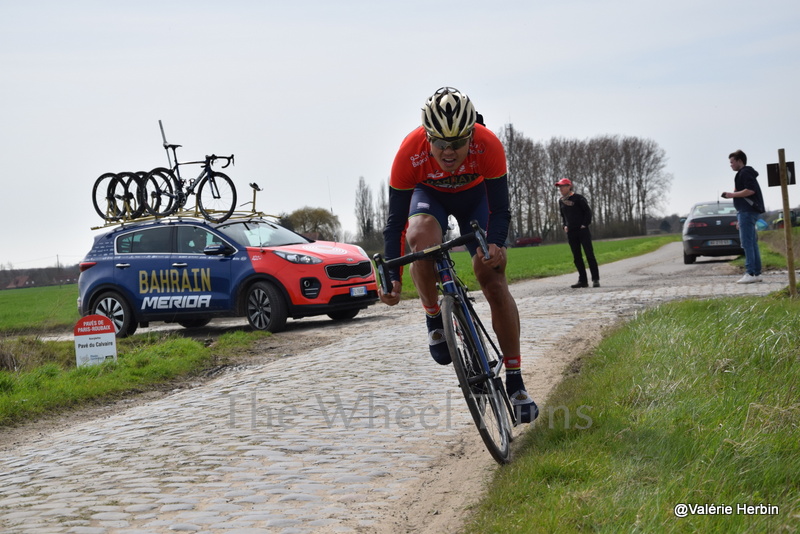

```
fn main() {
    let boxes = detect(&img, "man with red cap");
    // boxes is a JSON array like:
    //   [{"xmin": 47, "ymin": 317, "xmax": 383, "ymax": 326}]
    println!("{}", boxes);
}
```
[{"xmin": 556, "ymin": 178, "xmax": 600, "ymax": 288}]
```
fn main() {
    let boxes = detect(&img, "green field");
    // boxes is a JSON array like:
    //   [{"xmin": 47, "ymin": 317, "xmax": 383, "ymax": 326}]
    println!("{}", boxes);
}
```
[
  {"xmin": 397, "ymin": 234, "xmax": 681, "ymax": 298},
  {"xmin": 0, "ymin": 284, "xmax": 80, "ymax": 334},
  {"xmin": 0, "ymin": 236, "xmax": 680, "ymax": 335}
]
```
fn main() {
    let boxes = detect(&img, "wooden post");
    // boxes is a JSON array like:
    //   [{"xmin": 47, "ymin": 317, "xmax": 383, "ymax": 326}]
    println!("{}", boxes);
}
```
[{"xmin": 778, "ymin": 149, "xmax": 797, "ymax": 298}]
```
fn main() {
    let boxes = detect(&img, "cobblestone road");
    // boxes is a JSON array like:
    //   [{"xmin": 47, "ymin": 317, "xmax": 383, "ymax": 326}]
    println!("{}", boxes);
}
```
[{"xmin": 0, "ymin": 243, "xmax": 790, "ymax": 533}]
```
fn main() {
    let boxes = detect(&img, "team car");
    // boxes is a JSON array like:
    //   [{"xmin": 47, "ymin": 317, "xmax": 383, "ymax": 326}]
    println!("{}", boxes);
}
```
[
  {"xmin": 77, "ymin": 217, "xmax": 379, "ymax": 337},
  {"xmin": 681, "ymin": 201, "xmax": 744, "ymax": 264}
]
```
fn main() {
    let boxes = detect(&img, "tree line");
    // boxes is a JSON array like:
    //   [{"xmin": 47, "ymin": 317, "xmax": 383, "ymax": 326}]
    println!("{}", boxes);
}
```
[
  {"xmin": 501, "ymin": 125, "xmax": 672, "ymax": 241},
  {"xmin": 0, "ymin": 264, "xmax": 80, "ymax": 290},
  {"xmin": 352, "ymin": 124, "xmax": 673, "ymax": 251},
  {"xmin": 5, "ymin": 127, "xmax": 672, "ymax": 285}
]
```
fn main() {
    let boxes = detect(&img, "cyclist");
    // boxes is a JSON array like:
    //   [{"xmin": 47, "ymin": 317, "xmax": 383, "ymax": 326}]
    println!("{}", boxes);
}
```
[{"xmin": 380, "ymin": 86, "xmax": 538, "ymax": 424}]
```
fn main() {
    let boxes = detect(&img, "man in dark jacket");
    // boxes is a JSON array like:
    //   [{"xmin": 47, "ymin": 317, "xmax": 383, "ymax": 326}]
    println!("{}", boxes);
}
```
[
  {"xmin": 722, "ymin": 149, "xmax": 765, "ymax": 284},
  {"xmin": 556, "ymin": 178, "xmax": 600, "ymax": 288}
]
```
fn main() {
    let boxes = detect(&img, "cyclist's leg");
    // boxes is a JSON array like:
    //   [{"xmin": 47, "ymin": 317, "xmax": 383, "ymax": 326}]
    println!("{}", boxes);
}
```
[
  {"xmin": 472, "ymin": 253, "xmax": 537, "ymax": 423},
  {"xmin": 443, "ymin": 189, "xmax": 520, "ymax": 361},
  {"xmin": 406, "ymin": 214, "xmax": 442, "ymax": 307},
  {"xmin": 447, "ymin": 192, "xmax": 538, "ymax": 423},
  {"xmin": 407, "ymin": 186, "xmax": 450, "ymax": 364}
]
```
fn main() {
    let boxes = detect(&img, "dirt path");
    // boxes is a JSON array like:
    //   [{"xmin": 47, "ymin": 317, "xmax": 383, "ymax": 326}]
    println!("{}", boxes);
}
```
[{"xmin": 0, "ymin": 243, "xmax": 787, "ymax": 534}]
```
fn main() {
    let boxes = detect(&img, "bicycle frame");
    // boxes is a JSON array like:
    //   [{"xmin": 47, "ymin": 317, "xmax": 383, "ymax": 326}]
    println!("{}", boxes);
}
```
[
  {"xmin": 374, "ymin": 221, "xmax": 507, "ymax": 389},
  {"xmin": 434, "ymin": 255, "xmax": 504, "ymax": 382},
  {"xmin": 159, "ymin": 120, "xmax": 234, "ymax": 199}
]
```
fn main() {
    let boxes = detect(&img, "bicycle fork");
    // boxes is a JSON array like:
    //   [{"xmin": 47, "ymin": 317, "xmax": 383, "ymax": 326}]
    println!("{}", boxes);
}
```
[{"xmin": 436, "ymin": 259, "xmax": 494, "ymax": 379}]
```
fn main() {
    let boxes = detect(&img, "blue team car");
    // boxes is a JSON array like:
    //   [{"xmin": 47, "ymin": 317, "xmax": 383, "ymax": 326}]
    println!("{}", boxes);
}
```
[{"xmin": 78, "ymin": 217, "xmax": 379, "ymax": 337}]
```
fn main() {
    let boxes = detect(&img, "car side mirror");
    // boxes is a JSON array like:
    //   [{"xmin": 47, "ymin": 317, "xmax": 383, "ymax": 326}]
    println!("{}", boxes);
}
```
[{"xmin": 204, "ymin": 243, "xmax": 234, "ymax": 256}]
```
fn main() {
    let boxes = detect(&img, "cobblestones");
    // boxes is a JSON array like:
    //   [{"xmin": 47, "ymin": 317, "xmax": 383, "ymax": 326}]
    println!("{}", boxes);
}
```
[{"xmin": 0, "ymin": 243, "xmax": 790, "ymax": 533}]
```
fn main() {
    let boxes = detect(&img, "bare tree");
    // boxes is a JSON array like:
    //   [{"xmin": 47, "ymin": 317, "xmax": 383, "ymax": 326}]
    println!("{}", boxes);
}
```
[
  {"xmin": 354, "ymin": 128, "xmax": 673, "ymax": 246},
  {"xmin": 354, "ymin": 176, "xmax": 375, "ymax": 242},
  {"xmin": 499, "ymin": 127, "xmax": 672, "ymax": 241},
  {"xmin": 375, "ymin": 178, "xmax": 389, "ymax": 233}
]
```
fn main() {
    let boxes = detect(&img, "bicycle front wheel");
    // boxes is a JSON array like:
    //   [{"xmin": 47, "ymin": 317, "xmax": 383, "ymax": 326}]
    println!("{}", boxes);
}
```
[
  {"xmin": 442, "ymin": 294, "xmax": 512, "ymax": 464},
  {"xmin": 197, "ymin": 171, "xmax": 236, "ymax": 222}
]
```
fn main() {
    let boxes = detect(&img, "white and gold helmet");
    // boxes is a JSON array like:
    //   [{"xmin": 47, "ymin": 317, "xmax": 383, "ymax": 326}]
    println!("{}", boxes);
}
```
[{"xmin": 421, "ymin": 87, "xmax": 477, "ymax": 139}]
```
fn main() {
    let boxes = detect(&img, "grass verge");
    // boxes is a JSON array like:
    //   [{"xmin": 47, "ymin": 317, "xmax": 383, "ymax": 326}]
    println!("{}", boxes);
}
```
[
  {"xmin": 463, "ymin": 296, "xmax": 800, "ymax": 533},
  {"xmin": 0, "ymin": 330, "xmax": 271, "ymax": 427}
]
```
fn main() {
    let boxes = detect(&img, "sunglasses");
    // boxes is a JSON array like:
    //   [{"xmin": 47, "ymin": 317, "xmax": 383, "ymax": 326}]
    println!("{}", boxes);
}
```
[{"xmin": 428, "ymin": 134, "xmax": 471, "ymax": 151}]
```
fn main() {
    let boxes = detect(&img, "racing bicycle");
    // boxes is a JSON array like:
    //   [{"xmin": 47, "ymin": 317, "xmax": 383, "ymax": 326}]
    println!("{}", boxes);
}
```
[
  {"xmin": 142, "ymin": 120, "xmax": 237, "ymax": 223},
  {"xmin": 373, "ymin": 221, "xmax": 517, "ymax": 464}
]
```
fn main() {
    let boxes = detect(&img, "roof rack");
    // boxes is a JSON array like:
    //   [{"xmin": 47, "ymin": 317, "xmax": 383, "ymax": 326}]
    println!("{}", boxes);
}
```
[
  {"xmin": 90, "ymin": 210, "xmax": 281, "ymax": 231},
  {"xmin": 90, "ymin": 183, "xmax": 278, "ymax": 230}
]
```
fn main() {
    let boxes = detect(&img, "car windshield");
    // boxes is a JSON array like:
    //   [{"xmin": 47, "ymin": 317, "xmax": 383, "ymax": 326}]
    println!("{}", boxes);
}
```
[
  {"xmin": 217, "ymin": 220, "xmax": 311, "ymax": 248},
  {"xmin": 692, "ymin": 203, "xmax": 738, "ymax": 217}
]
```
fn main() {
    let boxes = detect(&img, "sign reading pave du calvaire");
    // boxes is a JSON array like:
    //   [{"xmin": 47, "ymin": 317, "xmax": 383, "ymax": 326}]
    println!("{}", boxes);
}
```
[{"xmin": 74, "ymin": 315, "xmax": 117, "ymax": 367}]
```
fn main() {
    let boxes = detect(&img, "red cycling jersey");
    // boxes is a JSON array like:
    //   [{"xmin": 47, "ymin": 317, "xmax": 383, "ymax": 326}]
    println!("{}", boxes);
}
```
[{"xmin": 389, "ymin": 123, "xmax": 508, "ymax": 193}]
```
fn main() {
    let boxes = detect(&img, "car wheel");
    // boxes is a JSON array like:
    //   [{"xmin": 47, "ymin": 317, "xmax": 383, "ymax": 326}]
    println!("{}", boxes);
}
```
[
  {"xmin": 178, "ymin": 318, "xmax": 212, "ymax": 329},
  {"xmin": 683, "ymin": 252, "xmax": 697, "ymax": 265},
  {"xmin": 92, "ymin": 291, "xmax": 137, "ymax": 337},
  {"xmin": 246, "ymin": 282, "xmax": 287, "ymax": 332},
  {"xmin": 327, "ymin": 309, "xmax": 359, "ymax": 321}
]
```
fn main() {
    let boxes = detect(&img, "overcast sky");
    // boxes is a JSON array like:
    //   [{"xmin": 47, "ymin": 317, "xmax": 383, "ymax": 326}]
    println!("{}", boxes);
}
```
[{"xmin": 2, "ymin": 0, "xmax": 799, "ymax": 269}]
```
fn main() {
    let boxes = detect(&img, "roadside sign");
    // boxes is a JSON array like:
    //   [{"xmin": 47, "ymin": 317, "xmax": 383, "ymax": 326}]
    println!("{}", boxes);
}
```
[
  {"xmin": 74, "ymin": 315, "xmax": 117, "ymax": 367},
  {"xmin": 767, "ymin": 161, "xmax": 795, "ymax": 187},
  {"xmin": 772, "ymin": 150, "xmax": 796, "ymax": 298}
]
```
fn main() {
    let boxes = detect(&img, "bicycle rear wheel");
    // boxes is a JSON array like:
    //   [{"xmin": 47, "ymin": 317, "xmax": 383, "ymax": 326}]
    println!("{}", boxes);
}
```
[
  {"xmin": 143, "ymin": 167, "xmax": 178, "ymax": 217},
  {"xmin": 197, "ymin": 171, "xmax": 236, "ymax": 222},
  {"xmin": 442, "ymin": 294, "xmax": 512, "ymax": 464}
]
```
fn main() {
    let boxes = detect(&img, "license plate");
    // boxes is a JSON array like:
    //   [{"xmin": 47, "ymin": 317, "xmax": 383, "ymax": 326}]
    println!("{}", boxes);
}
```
[
  {"xmin": 708, "ymin": 240, "xmax": 733, "ymax": 246},
  {"xmin": 350, "ymin": 286, "xmax": 367, "ymax": 297}
]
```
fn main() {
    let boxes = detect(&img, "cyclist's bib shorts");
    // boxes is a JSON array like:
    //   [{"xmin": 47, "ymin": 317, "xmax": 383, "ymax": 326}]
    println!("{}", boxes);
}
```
[{"xmin": 409, "ymin": 183, "xmax": 488, "ymax": 256}]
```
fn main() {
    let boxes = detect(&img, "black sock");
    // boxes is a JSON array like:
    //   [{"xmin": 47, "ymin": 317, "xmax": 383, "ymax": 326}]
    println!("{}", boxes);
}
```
[{"xmin": 505, "ymin": 370, "xmax": 524, "ymax": 393}]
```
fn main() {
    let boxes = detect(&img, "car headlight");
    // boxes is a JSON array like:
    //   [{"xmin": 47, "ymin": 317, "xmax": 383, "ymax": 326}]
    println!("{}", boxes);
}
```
[{"xmin": 273, "ymin": 250, "xmax": 323, "ymax": 264}]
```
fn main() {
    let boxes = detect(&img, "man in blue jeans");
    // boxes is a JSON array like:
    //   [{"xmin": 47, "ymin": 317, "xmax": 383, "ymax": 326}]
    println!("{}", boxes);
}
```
[{"xmin": 722, "ymin": 149, "xmax": 765, "ymax": 284}]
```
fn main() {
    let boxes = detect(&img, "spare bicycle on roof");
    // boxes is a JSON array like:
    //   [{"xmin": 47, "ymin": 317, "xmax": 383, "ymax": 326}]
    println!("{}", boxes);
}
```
[
  {"xmin": 142, "ymin": 120, "xmax": 237, "ymax": 223},
  {"xmin": 90, "ymin": 121, "xmax": 240, "ymax": 224}
]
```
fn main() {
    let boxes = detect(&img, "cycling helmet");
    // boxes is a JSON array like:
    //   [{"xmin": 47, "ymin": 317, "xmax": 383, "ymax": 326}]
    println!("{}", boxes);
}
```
[{"xmin": 421, "ymin": 87, "xmax": 477, "ymax": 139}]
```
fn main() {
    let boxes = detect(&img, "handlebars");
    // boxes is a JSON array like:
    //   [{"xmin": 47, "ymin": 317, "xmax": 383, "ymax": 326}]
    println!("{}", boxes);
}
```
[
  {"xmin": 208, "ymin": 154, "xmax": 234, "ymax": 168},
  {"xmin": 372, "ymin": 220, "xmax": 490, "ymax": 295}
]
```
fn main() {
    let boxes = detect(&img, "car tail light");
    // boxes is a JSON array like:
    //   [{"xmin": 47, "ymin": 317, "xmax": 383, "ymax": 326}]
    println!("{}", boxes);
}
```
[
  {"xmin": 79, "ymin": 262, "xmax": 97, "ymax": 272},
  {"xmin": 730, "ymin": 221, "xmax": 738, "ymax": 226},
  {"xmin": 687, "ymin": 222, "xmax": 708, "ymax": 228}
]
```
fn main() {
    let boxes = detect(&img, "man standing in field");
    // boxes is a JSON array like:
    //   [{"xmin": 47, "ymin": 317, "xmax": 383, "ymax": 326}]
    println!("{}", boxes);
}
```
[{"xmin": 722, "ymin": 149, "xmax": 765, "ymax": 284}]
